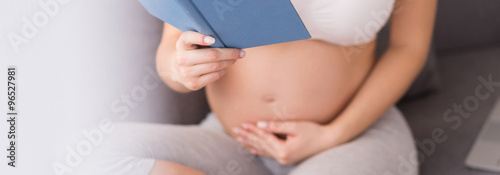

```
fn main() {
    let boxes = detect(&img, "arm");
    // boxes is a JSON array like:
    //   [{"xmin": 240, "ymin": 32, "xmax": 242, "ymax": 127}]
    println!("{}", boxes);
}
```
[
  {"xmin": 325, "ymin": 0, "xmax": 438, "ymax": 145},
  {"xmin": 156, "ymin": 23, "xmax": 191, "ymax": 93}
]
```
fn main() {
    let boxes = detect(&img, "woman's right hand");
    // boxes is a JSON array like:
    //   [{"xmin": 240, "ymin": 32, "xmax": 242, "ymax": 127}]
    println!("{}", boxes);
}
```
[{"xmin": 170, "ymin": 31, "xmax": 246, "ymax": 91}]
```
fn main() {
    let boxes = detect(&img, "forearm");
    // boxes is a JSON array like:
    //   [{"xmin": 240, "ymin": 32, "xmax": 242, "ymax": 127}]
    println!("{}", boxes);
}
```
[{"xmin": 326, "ymin": 46, "xmax": 428, "ymax": 145}]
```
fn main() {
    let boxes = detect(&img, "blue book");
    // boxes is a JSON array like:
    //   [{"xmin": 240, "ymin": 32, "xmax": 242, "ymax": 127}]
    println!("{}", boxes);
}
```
[{"xmin": 139, "ymin": 0, "xmax": 311, "ymax": 49}]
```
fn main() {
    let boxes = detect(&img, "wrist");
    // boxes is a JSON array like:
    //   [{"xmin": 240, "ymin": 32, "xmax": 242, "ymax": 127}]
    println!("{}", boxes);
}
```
[{"xmin": 322, "ymin": 119, "xmax": 350, "ymax": 148}]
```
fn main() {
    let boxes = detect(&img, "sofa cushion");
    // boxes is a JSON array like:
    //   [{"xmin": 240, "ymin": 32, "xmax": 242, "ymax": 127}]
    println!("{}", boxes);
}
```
[{"xmin": 398, "ymin": 45, "xmax": 500, "ymax": 175}]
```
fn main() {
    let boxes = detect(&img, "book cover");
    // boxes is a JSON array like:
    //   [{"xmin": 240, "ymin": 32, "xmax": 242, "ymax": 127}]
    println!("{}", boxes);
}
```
[{"xmin": 139, "ymin": 0, "xmax": 311, "ymax": 48}]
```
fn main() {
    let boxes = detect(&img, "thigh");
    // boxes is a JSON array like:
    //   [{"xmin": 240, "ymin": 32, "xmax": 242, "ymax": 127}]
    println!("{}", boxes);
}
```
[
  {"xmin": 290, "ymin": 107, "xmax": 418, "ymax": 175},
  {"xmin": 75, "ymin": 121, "xmax": 271, "ymax": 175}
]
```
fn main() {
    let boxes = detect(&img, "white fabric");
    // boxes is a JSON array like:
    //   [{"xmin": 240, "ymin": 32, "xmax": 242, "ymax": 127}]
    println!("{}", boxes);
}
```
[{"xmin": 291, "ymin": 0, "xmax": 395, "ymax": 46}]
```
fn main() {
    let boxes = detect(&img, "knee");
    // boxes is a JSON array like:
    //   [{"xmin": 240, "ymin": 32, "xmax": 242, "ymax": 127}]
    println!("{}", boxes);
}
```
[
  {"xmin": 72, "ymin": 122, "xmax": 157, "ymax": 165},
  {"xmin": 100, "ymin": 122, "xmax": 154, "ymax": 154},
  {"xmin": 71, "ymin": 123, "xmax": 156, "ymax": 175}
]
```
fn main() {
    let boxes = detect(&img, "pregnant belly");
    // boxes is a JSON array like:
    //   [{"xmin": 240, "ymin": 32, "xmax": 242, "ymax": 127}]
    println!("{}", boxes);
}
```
[{"xmin": 206, "ymin": 39, "xmax": 376, "ymax": 138}]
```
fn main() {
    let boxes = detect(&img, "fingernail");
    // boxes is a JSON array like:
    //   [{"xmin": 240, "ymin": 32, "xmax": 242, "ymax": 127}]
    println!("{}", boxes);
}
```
[
  {"xmin": 204, "ymin": 36, "xmax": 215, "ymax": 44},
  {"xmin": 241, "ymin": 123, "xmax": 248, "ymax": 129},
  {"xmin": 257, "ymin": 121, "xmax": 268, "ymax": 129},
  {"xmin": 232, "ymin": 128, "xmax": 239, "ymax": 135},
  {"xmin": 239, "ymin": 50, "xmax": 246, "ymax": 58}
]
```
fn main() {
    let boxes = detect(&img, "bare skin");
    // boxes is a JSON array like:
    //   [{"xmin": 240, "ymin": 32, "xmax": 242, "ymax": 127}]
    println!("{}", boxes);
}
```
[
  {"xmin": 153, "ymin": 0, "xmax": 437, "ymax": 173},
  {"xmin": 150, "ymin": 160, "xmax": 204, "ymax": 175}
]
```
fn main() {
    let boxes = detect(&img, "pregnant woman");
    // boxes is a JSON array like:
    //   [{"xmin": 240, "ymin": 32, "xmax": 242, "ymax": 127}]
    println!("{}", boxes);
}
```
[{"xmin": 81, "ymin": 0, "xmax": 436, "ymax": 174}]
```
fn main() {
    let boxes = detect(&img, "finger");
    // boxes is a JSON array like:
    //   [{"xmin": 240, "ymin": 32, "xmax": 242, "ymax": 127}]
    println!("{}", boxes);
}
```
[
  {"xmin": 234, "ymin": 137, "xmax": 255, "ymax": 152},
  {"xmin": 188, "ymin": 69, "xmax": 226, "ymax": 89},
  {"xmin": 180, "ymin": 48, "xmax": 244, "ymax": 66},
  {"xmin": 244, "ymin": 123, "xmax": 284, "ymax": 147},
  {"xmin": 257, "ymin": 121, "xmax": 298, "ymax": 135},
  {"xmin": 176, "ymin": 31, "xmax": 216, "ymax": 50},
  {"xmin": 183, "ymin": 60, "xmax": 236, "ymax": 77},
  {"xmin": 251, "ymin": 148, "xmax": 272, "ymax": 157},
  {"xmin": 233, "ymin": 127, "xmax": 276, "ymax": 156},
  {"xmin": 234, "ymin": 136, "xmax": 272, "ymax": 157}
]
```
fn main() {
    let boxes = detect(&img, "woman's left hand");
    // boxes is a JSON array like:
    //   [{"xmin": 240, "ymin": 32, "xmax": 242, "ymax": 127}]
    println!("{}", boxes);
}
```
[{"xmin": 232, "ymin": 120, "xmax": 342, "ymax": 165}]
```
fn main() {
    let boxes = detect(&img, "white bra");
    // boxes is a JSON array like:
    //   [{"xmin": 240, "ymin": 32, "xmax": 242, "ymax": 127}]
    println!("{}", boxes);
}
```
[{"xmin": 290, "ymin": 0, "xmax": 395, "ymax": 46}]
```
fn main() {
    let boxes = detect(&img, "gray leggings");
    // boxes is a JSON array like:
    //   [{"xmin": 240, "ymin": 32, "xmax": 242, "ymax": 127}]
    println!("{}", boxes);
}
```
[{"xmin": 75, "ymin": 107, "xmax": 418, "ymax": 175}]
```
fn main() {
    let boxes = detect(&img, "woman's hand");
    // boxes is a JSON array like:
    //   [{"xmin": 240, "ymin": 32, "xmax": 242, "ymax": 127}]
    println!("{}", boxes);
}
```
[
  {"xmin": 232, "ymin": 120, "xmax": 343, "ymax": 165},
  {"xmin": 170, "ymin": 31, "xmax": 245, "ymax": 91}
]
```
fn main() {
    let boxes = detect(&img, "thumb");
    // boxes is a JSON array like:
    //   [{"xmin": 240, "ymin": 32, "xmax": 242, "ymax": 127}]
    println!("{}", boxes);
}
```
[{"xmin": 257, "ymin": 121, "xmax": 297, "ymax": 135}]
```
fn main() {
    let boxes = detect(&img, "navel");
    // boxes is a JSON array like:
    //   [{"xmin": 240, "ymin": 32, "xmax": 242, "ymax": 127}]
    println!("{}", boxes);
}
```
[{"xmin": 261, "ymin": 93, "xmax": 276, "ymax": 103}]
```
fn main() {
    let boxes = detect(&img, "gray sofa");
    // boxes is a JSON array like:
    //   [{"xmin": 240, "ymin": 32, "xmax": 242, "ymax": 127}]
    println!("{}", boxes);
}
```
[
  {"xmin": 150, "ymin": 0, "xmax": 500, "ymax": 174},
  {"xmin": 398, "ymin": 0, "xmax": 500, "ymax": 174}
]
